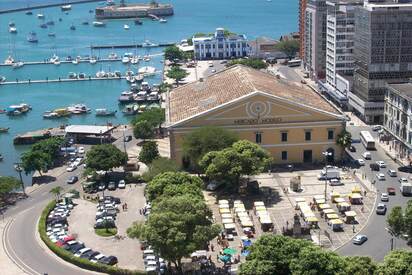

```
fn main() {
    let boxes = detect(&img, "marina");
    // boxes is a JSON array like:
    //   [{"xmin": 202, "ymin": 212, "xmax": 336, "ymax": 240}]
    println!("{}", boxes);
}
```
[{"xmin": 0, "ymin": 76, "xmax": 125, "ymax": 86}]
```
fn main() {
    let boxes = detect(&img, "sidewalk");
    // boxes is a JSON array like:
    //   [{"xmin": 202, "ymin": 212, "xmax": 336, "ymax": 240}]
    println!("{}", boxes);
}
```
[{"xmin": 377, "ymin": 139, "xmax": 410, "ymax": 167}]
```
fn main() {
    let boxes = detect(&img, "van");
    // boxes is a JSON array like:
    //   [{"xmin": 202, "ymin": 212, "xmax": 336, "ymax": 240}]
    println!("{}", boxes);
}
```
[
  {"xmin": 387, "ymin": 169, "xmax": 397, "ymax": 177},
  {"xmin": 362, "ymin": 151, "xmax": 371, "ymax": 160}
]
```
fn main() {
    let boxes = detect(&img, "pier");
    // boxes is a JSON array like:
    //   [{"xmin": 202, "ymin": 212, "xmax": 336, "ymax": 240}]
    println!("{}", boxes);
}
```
[
  {"xmin": 0, "ymin": 0, "xmax": 102, "ymax": 14},
  {"xmin": 90, "ymin": 43, "xmax": 175, "ymax": 49},
  {"xmin": 0, "ymin": 76, "xmax": 125, "ymax": 86},
  {"xmin": 13, "ymin": 127, "xmax": 66, "ymax": 145}
]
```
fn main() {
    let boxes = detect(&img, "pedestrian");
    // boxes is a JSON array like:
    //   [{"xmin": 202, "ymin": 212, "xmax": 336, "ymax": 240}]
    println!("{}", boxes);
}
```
[
  {"xmin": 364, "ymin": 190, "xmax": 367, "ymax": 197},
  {"xmin": 211, "ymin": 243, "xmax": 214, "ymax": 252},
  {"xmin": 139, "ymin": 208, "xmax": 142, "ymax": 215},
  {"xmin": 352, "ymin": 224, "xmax": 355, "ymax": 233}
]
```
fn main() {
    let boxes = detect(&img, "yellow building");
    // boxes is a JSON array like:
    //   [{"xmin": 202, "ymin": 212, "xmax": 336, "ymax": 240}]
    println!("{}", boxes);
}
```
[{"xmin": 166, "ymin": 65, "xmax": 346, "ymax": 165}]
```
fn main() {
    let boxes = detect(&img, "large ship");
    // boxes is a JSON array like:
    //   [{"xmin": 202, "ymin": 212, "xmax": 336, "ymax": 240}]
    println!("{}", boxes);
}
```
[{"xmin": 95, "ymin": 1, "xmax": 173, "ymax": 19}]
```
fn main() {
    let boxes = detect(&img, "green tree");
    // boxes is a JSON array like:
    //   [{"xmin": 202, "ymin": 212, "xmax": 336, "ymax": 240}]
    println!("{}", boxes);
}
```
[
  {"xmin": 182, "ymin": 126, "xmax": 238, "ymax": 170},
  {"xmin": 377, "ymin": 250, "xmax": 412, "ymax": 275},
  {"xmin": 145, "ymin": 172, "xmax": 203, "ymax": 202},
  {"xmin": 0, "ymin": 176, "xmax": 21, "ymax": 203},
  {"xmin": 142, "ymin": 157, "xmax": 180, "ymax": 182},
  {"xmin": 227, "ymin": 58, "xmax": 268, "ymax": 70},
  {"xmin": 132, "ymin": 107, "xmax": 165, "ymax": 130},
  {"xmin": 275, "ymin": 39, "xmax": 300, "ymax": 59},
  {"xmin": 133, "ymin": 120, "xmax": 155, "ymax": 140},
  {"xmin": 166, "ymin": 65, "xmax": 188, "ymax": 86},
  {"xmin": 200, "ymin": 140, "xmax": 270, "ymax": 188},
  {"xmin": 49, "ymin": 186, "xmax": 63, "ymax": 201},
  {"xmin": 85, "ymin": 144, "xmax": 128, "ymax": 171},
  {"xmin": 127, "ymin": 194, "xmax": 220, "ymax": 272},
  {"xmin": 32, "ymin": 137, "xmax": 64, "ymax": 160},
  {"xmin": 336, "ymin": 130, "xmax": 352, "ymax": 156},
  {"xmin": 343, "ymin": 256, "xmax": 377, "ymax": 275},
  {"xmin": 290, "ymin": 246, "xmax": 345, "ymax": 275},
  {"xmin": 387, "ymin": 206, "xmax": 404, "ymax": 238},
  {"xmin": 239, "ymin": 235, "xmax": 312, "ymax": 275},
  {"xmin": 164, "ymin": 45, "xmax": 184, "ymax": 61},
  {"xmin": 21, "ymin": 150, "xmax": 51, "ymax": 176},
  {"xmin": 138, "ymin": 141, "xmax": 160, "ymax": 164},
  {"xmin": 403, "ymin": 201, "xmax": 412, "ymax": 244}
]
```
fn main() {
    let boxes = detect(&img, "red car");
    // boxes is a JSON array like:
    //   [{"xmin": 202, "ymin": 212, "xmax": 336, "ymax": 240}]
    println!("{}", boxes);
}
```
[{"xmin": 387, "ymin": 187, "xmax": 396, "ymax": 195}]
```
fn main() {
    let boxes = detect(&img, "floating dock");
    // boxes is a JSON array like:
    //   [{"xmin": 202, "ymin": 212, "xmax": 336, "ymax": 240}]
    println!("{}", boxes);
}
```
[
  {"xmin": 0, "ymin": 0, "xmax": 102, "ymax": 14},
  {"xmin": 90, "ymin": 43, "xmax": 174, "ymax": 49}
]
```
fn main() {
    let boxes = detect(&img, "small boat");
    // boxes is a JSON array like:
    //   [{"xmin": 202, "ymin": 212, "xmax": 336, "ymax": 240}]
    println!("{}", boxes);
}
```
[
  {"xmin": 89, "ymin": 56, "xmax": 97, "ymax": 64},
  {"xmin": 96, "ymin": 70, "xmax": 107, "ymax": 78},
  {"xmin": 138, "ymin": 66, "xmax": 156, "ymax": 75},
  {"xmin": 9, "ymin": 27, "xmax": 17, "ymax": 33},
  {"xmin": 122, "ymin": 55, "xmax": 130, "ymax": 64},
  {"xmin": 12, "ymin": 61, "xmax": 24, "ymax": 69},
  {"xmin": 108, "ymin": 52, "xmax": 118, "ymax": 59},
  {"xmin": 8, "ymin": 21, "xmax": 15, "ymax": 27},
  {"xmin": 130, "ymin": 56, "xmax": 139, "ymax": 64},
  {"xmin": 67, "ymin": 104, "xmax": 91, "ymax": 114},
  {"xmin": 142, "ymin": 40, "xmax": 158, "ymax": 47},
  {"xmin": 40, "ymin": 23, "xmax": 48, "ymax": 28},
  {"xmin": 54, "ymin": 59, "xmax": 61, "ymax": 65},
  {"xmin": 124, "ymin": 24, "xmax": 130, "ymax": 30},
  {"xmin": 143, "ymin": 55, "xmax": 151, "ymax": 62},
  {"xmin": 159, "ymin": 18, "xmax": 167, "ymax": 23},
  {"xmin": 46, "ymin": 20, "xmax": 54, "ymax": 25},
  {"xmin": 107, "ymin": 71, "xmax": 115, "ymax": 78},
  {"xmin": 126, "ymin": 75, "xmax": 135, "ymax": 83},
  {"xmin": 134, "ymin": 74, "xmax": 144, "ymax": 83},
  {"xmin": 27, "ymin": 31, "xmax": 38, "ymax": 43},
  {"xmin": 43, "ymin": 111, "xmax": 59, "ymax": 119},
  {"xmin": 82, "ymin": 20, "xmax": 89, "ymax": 25},
  {"xmin": 147, "ymin": 91, "xmax": 159, "ymax": 101},
  {"xmin": 37, "ymin": 13, "xmax": 44, "ymax": 19},
  {"xmin": 122, "ymin": 104, "xmax": 139, "ymax": 115},
  {"xmin": 134, "ymin": 18, "xmax": 142, "ymax": 25},
  {"xmin": 135, "ymin": 91, "xmax": 147, "ymax": 102},
  {"xmin": 140, "ymin": 81, "xmax": 150, "ymax": 91},
  {"xmin": 68, "ymin": 72, "xmax": 77, "ymax": 79},
  {"xmin": 95, "ymin": 108, "xmax": 117, "ymax": 116},
  {"xmin": 106, "ymin": 0, "xmax": 115, "ymax": 6},
  {"xmin": 6, "ymin": 103, "xmax": 31, "ymax": 116},
  {"xmin": 89, "ymin": 9, "xmax": 94, "ymax": 13},
  {"xmin": 78, "ymin": 72, "xmax": 86, "ymax": 79},
  {"xmin": 72, "ymin": 57, "xmax": 80, "ymax": 64},
  {"xmin": 0, "ymin": 154, "xmax": 3, "ymax": 161},
  {"xmin": 114, "ymin": 71, "xmax": 121, "ymax": 77},
  {"xmin": 118, "ymin": 91, "xmax": 134, "ymax": 103},
  {"xmin": 61, "ymin": 5, "xmax": 72, "ymax": 11},
  {"xmin": 48, "ymin": 32, "xmax": 56, "ymax": 37},
  {"xmin": 26, "ymin": 10, "xmax": 33, "ymax": 15},
  {"xmin": 0, "ymin": 127, "xmax": 10, "ymax": 133},
  {"xmin": 138, "ymin": 104, "xmax": 147, "ymax": 113},
  {"xmin": 4, "ymin": 56, "xmax": 14, "ymax": 65},
  {"xmin": 0, "ymin": 76, "xmax": 6, "ymax": 82},
  {"xmin": 70, "ymin": 24, "xmax": 76, "ymax": 30},
  {"xmin": 93, "ymin": 21, "xmax": 105, "ymax": 27}
]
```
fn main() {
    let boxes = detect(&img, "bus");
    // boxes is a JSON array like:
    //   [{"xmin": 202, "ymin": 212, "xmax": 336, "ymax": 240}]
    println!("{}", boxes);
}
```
[
  {"xmin": 287, "ymin": 59, "xmax": 302, "ymax": 67},
  {"xmin": 360, "ymin": 131, "xmax": 375, "ymax": 150}
]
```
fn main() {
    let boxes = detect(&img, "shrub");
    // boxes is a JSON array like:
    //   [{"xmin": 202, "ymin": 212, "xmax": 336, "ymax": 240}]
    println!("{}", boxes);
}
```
[
  {"xmin": 38, "ymin": 200, "xmax": 144, "ymax": 275},
  {"xmin": 95, "ymin": 228, "xmax": 118, "ymax": 237}
]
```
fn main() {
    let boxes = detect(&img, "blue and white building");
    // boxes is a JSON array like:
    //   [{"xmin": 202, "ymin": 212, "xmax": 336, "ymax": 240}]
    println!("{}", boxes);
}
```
[{"xmin": 193, "ymin": 28, "xmax": 249, "ymax": 60}]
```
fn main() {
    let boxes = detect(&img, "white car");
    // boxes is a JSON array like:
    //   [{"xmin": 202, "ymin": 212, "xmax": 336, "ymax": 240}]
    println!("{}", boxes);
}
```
[
  {"xmin": 399, "ymin": 177, "xmax": 408, "ymax": 184},
  {"xmin": 381, "ymin": 193, "xmax": 389, "ymax": 202},
  {"xmin": 357, "ymin": 159, "xmax": 365, "ymax": 166},
  {"xmin": 118, "ymin": 180, "xmax": 126, "ymax": 189},
  {"xmin": 74, "ymin": 247, "xmax": 91, "ymax": 257},
  {"xmin": 387, "ymin": 169, "xmax": 397, "ymax": 177},
  {"xmin": 362, "ymin": 151, "xmax": 372, "ymax": 160},
  {"xmin": 376, "ymin": 161, "xmax": 386, "ymax": 168},
  {"xmin": 91, "ymin": 253, "xmax": 106, "ymax": 263},
  {"xmin": 376, "ymin": 173, "xmax": 385, "ymax": 181},
  {"xmin": 66, "ymin": 164, "xmax": 77, "ymax": 172},
  {"xmin": 329, "ymin": 178, "xmax": 343, "ymax": 186},
  {"xmin": 78, "ymin": 147, "xmax": 85, "ymax": 154},
  {"xmin": 372, "ymin": 125, "xmax": 382, "ymax": 131}
]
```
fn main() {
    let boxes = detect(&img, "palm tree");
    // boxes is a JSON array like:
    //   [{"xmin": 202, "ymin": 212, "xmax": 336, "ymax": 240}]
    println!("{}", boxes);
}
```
[
  {"xmin": 336, "ymin": 130, "xmax": 352, "ymax": 158},
  {"xmin": 49, "ymin": 186, "xmax": 63, "ymax": 201}
]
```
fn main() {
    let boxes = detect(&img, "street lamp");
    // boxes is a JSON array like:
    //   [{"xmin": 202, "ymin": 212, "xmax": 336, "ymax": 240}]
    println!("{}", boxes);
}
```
[
  {"xmin": 322, "ymin": 151, "xmax": 333, "ymax": 202},
  {"xmin": 385, "ymin": 227, "xmax": 395, "ymax": 251},
  {"xmin": 14, "ymin": 162, "xmax": 26, "ymax": 196}
]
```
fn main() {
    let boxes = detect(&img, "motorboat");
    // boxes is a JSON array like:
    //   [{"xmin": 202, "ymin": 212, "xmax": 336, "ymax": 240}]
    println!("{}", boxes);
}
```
[
  {"xmin": 8, "ymin": 21, "xmax": 15, "ymax": 27},
  {"xmin": 82, "ymin": 20, "xmax": 89, "ymax": 25},
  {"xmin": 54, "ymin": 59, "xmax": 61, "ymax": 65},
  {"xmin": 0, "ymin": 76, "xmax": 6, "ymax": 82},
  {"xmin": 135, "ymin": 91, "xmax": 147, "ymax": 102},
  {"xmin": 43, "ymin": 111, "xmax": 59, "ymax": 119},
  {"xmin": 26, "ymin": 11, "xmax": 33, "ymax": 15},
  {"xmin": 134, "ymin": 19, "xmax": 142, "ymax": 25},
  {"xmin": 4, "ymin": 56, "xmax": 14, "ymax": 65},
  {"xmin": 118, "ymin": 91, "xmax": 134, "ymax": 103},
  {"xmin": 147, "ymin": 91, "xmax": 159, "ymax": 101},
  {"xmin": 89, "ymin": 56, "xmax": 97, "ymax": 64},
  {"xmin": 130, "ymin": 56, "xmax": 139, "ymax": 64},
  {"xmin": 37, "ymin": 13, "xmax": 44, "ymax": 19},
  {"xmin": 140, "ymin": 81, "xmax": 150, "ymax": 91},
  {"xmin": 134, "ymin": 74, "xmax": 144, "ymax": 83},
  {"xmin": 143, "ymin": 55, "xmax": 151, "ymax": 62},
  {"xmin": 126, "ymin": 74, "xmax": 135, "ymax": 83},
  {"xmin": 142, "ymin": 40, "xmax": 158, "ymax": 47},
  {"xmin": 0, "ymin": 127, "xmax": 9, "ymax": 133},
  {"xmin": 40, "ymin": 23, "xmax": 48, "ymax": 28},
  {"xmin": 67, "ymin": 104, "xmax": 91, "ymax": 114},
  {"xmin": 108, "ymin": 52, "xmax": 118, "ymax": 59},
  {"xmin": 72, "ymin": 57, "xmax": 79, "ymax": 64},
  {"xmin": 27, "ymin": 31, "xmax": 38, "ymax": 43},
  {"xmin": 159, "ymin": 18, "xmax": 167, "ymax": 23},
  {"xmin": 43, "ymin": 108, "xmax": 71, "ymax": 118},
  {"xmin": 48, "ymin": 32, "xmax": 56, "ymax": 37},
  {"xmin": 114, "ymin": 71, "xmax": 121, "ymax": 77},
  {"xmin": 130, "ymin": 83, "xmax": 139, "ymax": 92},
  {"xmin": 93, "ymin": 21, "xmax": 105, "ymax": 27},
  {"xmin": 68, "ymin": 72, "xmax": 77, "ymax": 79},
  {"xmin": 107, "ymin": 71, "xmax": 116, "ymax": 78},
  {"xmin": 96, "ymin": 70, "xmax": 107, "ymax": 78},
  {"xmin": 122, "ymin": 54, "xmax": 130, "ymax": 64},
  {"xmin": 70, "ymin": 24, "xmax": 76, "ymax": 30},
  {"xmin": 6, "ymin": 103, "xmax": 32, "ymax": 116},
  {"xmin": 125, "ymin": 69, "xmax": 134, "ymax": 77},
  {"xmin": 138, "ymin": 104, "xmax": 147, "ymax": 113},
  {"xmin": 78, "ymin": 72, "xmax": 86, "ymax": 79},
  {"xmin": 122, "ymin": 104, "xmax": 139, "ymax": 115},
  {"xmin": 46, "ymin": 20, "xmax": 54, "ymax": 25},
  {"xmin": 61, "ymin": 5, "xmax": 72, "ymax": 11},
  {"xmin": 95, "ymin": 108, "xmax": 117, "ymax": 116},
  {"xmin": 12, "ymin": 61, "xmax": 24, "ymax": 69},
  {"xmin": 138, "ymin": 66, "xmax": 156, "ymax": 76},
  {"xmin": 124, "ymin": 24, "xmax": 130, "ymax": 30},
  {"xmin": 50, "ymin": 54, "xmax": 59, "ymax": 63},
  {"xmin": 9, "ymin": 27, "xmax": 17, "ymax": 33}
]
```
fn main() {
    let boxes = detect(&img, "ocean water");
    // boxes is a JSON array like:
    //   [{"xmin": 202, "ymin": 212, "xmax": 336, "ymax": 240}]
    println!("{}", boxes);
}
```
[{"xmin": 0, "ymin": 0, "xmax": 298, "ymax": 183}]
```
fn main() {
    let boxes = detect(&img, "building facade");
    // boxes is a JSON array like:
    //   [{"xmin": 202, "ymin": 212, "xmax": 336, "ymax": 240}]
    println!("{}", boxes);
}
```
[
  {"xmin": 304, "ymin": 0, "xmax": 327, "ymax": 80},
  {"xmin": 349, "ymin": 0, "xmax": 412, "ymax": 124},
  {"xmin": 167, "ymin": 65, "xmax": 346, "ymax": 166},
  {"xmin": 248, "ymin": 37, "xmax": 287, "ymax": 60},
  {"xmin": 384, "ymin": 83, "xmax": 412, "ymax": 159},
  {"xmin": 193, "ymin": 28, "xmax": 249, "ymax": 60},
  {"xmin": 299, "ymin": 0, "xmax": 308, "ymax": 59}
]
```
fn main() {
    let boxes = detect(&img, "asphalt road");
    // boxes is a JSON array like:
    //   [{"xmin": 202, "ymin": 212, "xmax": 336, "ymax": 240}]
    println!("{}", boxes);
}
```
[{"xmin": 338, "ymin": 125, "xmax": 411, "ymax": 260}]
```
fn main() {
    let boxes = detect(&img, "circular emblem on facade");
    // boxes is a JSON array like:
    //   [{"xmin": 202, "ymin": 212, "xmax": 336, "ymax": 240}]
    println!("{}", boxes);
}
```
[{"xmin": 248, "ymin": 101, "xmax": 269, "ymax": 118}]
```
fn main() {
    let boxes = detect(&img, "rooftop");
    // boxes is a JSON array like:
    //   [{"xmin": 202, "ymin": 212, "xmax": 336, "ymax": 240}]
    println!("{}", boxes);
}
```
[
  {"xmin": 65, "ymin": 125, "xmax": 115, "ymax": 135},
  {"xmin": 388, "ymin": 82, "xmax": 412, "ymax": 100},
  {"xmin": 168, "ymin": 65, "xmax": 342, "ymax": 125}
]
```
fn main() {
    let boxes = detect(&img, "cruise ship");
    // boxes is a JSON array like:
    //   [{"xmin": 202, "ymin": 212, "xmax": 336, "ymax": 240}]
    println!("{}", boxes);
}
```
[{"xmin": 95, "ymin": 1, "xmax": 173, "ymax": 19}]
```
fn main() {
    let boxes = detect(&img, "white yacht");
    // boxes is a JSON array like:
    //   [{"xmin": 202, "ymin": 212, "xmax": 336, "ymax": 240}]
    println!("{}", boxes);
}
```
[
  {"xmin": 138, "ymin": 66, "xmax": 156, "ymax": 76},
  {"xmin": 37, "ymin": 13, "xmax": 44, "ymax": 19},
  {"xmin": 12, "ymin": 61, "xmax": 24, "ymax": 69},
  {"xmin": 143, "ymin": 55, "xmax": 151, "ymax": 62},
  {"xmin": 4, "ymin": 56, "xmax": 14, "ymax": 65},
  {"xmin": 159, "ymin": 18, "xmax": 167, "ymax": 23},
  {"xmin": 121, "ymin": 54, "xmax": 130, "ymax": 64},
  {"xmin": 142, "ymin": 40, "xmax": 158, "ymax": 47},
  {"xmin": 108, "ymin": 52, "xmax": 118, "ymax": 59},
  {"xmin": 50, "ymin": 54, "xmax": 59, "ymax": 63},
  {"xmin": 89, "ymin": 56, "xmax": 97, "ymax": 64},
  {"xmin": 96, "ymin": 70, "xmax": 107, "ymax": 78},
  {"xmin": 9, "ymin": 27, "xmax": 17, "ymax": 33},
  {"xmin": 123, "ymin": 24, "xmax": 130, "ymax": 30},
  {"xmin": 61, "ymin": 5, "xmax": 72, "ymax": 11},
  {"xmin": 130, "ymin": 56, "xmax": 139, "ymax": 64},
  {"xmin": 93, "ymin": 21, "xmax": 105, "ymax": 27}
]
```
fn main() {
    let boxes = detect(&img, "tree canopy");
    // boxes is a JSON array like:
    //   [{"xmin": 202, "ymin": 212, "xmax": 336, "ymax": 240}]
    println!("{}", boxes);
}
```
[
  {"xmin": 132, "ymin": 107, "xmax": 165, "ymax": 130},
  {"xmin": 403, "ymin": 201, "xmax": 412, "ymax": 244},
  {"xmin": 164, "ymin": 45, "xmax": 184, "ymax": 61},
  {"xmin": 387, "ymin": 206, "xmax": 404, "ymax": 238},
  {"xmin": 275, "ymin": 39, "xmax": 300, "ymax": 59},
  {"xmin": 145, "ymin": 172, "xmax": 203, "ymax": 202},
  {"xmin": 166, "ymin": 65, "xmax": 189, "ymax": 85},
  {"xmin": 227, "ymin": 58, "xmax": 268, "ymax": 70},
  {"xmin": 377, "ymin": 250, "xmax": 412, "ymax": 275},
  {"xmin": 0, "ymin": 176, "xmax": 21, "ymax": 201},
  {"xmin": 343, "ymin": 256, "xmax": 377, "ymax": 275},
  {"xmin": 336, "ymin": 130, "xmax": 352, "ymax": 149},
  {"xmin": 50, "ymin": 186, "xmax": 63, "ymax": 201},
  {"xmin": 127, "ymin": 194, "xmax": 220, "ymax": 270},
  {"xmin": 182, "ymin": 126, "xmax": 238, "ymax": 170},
  {"xmin": 133, "ymin": 120, "xmax": 155, "ymax": 140},
  {"xmin": 142, "ymin": 157, "xmax": 180, "ymax": 182},
  {"xmin": 200, "ymin": 140, "xmax": 270, "ymax": 188},
  {"xmin": 85, "ymin": 144, "xmax": 128, "ymax": 171},
  {"xmin": 138, "ymin": 141, "xmax": 160, "ymax": 164}
]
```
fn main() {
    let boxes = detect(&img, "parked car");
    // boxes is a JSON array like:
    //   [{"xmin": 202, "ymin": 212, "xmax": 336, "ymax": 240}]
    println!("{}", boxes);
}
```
[
  {"xmin": 352, "ymin": 234, "xmax": 368, "ymax": 245},
  {"xmin": 78, "ymin": 147, "xmax": 85, "ymax": 154},
  {"xmin": 329, "ymin": 178, "xmax": 343, "ymax": 186},
  {"xmin": 66, "ymin": 164, "xmax": 77, "ymax": 172},
  {"xmin": 98, "ymin": 182, "xmax": 106, "ymax": 191},
  {"xmin": 398, "ymin": 166, "xmax": 412, "ymax": 173},
  {"xmin": 376, "ymin": 203, "xmax": 387, "ymax": 215},
  {"xmin": 100, "ymin": 255, "xmax": 118, "ymax": 265},
  {"xmin": 376, "ymin": 161, "xmax": 386, "ymax": 168},
  {"xmin": 124, "ymin": 135, "xmax": 132, "ymax": 142},
  {"xmin": 399, "ymin": 177, "xmax": 409, "ymax": 184},
  {"xmin": 362, "ymin": 151, "xmax": 372, "ymax": 160},
  {"xmin": 372, "ymin": 125, "xmax": 382, "ymax": 131},
  {"xmin": 381, "ymin": 193, "xmax": 389, "ymax": 202},
  {"xmin": 387, "ymin": 187, "xmax": 396, "ymax": 195},
  {"xmin": 107, "ymin": 181, "xmax": 116, "ymax": 190},
  {"xmin": 74, "ymin": 247, "xmax": 90, "ymax": 257},
  {"xmin": 80, "ymin": 250, "xmax": 99, "ymax": 260},
  {"xmin": 118, "ymin": 180, "xmax": 126, "ymax": 189},
  {"xmin": 94, "ymin": 220, "xmax": 115, "ymax": 229},
  {"xmin": 91, "ymin": 253, "xmax": 106, "ymax": 264},
  {"xmin": 370, "ymin": 163, "xmax": 380, "ymax": 171},
  {"xmin": 67, "ymin": 176, "xmax": 78, "ymax": 184},
  {"xmin": 376, "ymin": 173, "xmax": 385, "ymax": 180},
  {"xmin": 357, "ymin": 159, "xmax": 365, "ymax": 166},
  {"xmin": 349, "ymin": 146, "xmax": 356, "ymax": 152},
  {"xmin": 387, "ymin": 169, "xmax": 397, "ymax": 177}
]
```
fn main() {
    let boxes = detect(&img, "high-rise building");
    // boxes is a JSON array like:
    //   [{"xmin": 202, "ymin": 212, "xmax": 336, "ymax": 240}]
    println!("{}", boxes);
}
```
[
  {"xmin": 299, "ymin": 0, "xmax": 307, "ymax": 58},
  {"xmin": 348, "ymin": 0, "xmax": 412, "ymax": 124},
  {"xmin": 303, "ymin": 0, "xmax": 327, "ymax": 80}
]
